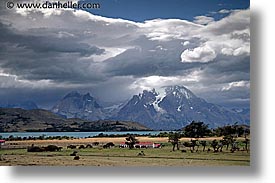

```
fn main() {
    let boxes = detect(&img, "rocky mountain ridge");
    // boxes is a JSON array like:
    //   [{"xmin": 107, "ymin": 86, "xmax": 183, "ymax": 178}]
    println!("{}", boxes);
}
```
[{"xmin": 51, "ymin": 85, "xmax": 249, "ymax": 130}]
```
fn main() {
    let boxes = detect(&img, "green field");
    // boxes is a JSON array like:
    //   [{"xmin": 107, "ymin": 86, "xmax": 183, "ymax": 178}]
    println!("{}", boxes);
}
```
[{"xmin": 0, "ymin": 142, "xmax": 250, "ymax": 166}]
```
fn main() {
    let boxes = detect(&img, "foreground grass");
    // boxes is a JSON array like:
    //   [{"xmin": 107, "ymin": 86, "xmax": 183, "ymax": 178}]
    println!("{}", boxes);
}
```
[{"xmin": 0, "ymin": 144, "xmax": 250, "ymax": 166}]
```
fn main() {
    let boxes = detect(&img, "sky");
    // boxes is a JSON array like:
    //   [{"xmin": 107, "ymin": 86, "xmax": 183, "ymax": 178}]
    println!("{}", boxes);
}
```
[
  {"xmin": 81, "ymin": 0, "xmax": 249, "ymax": 22},
  {"xmin": 0, "ymin": 0, "xmax": 250, "ymax": 109}
]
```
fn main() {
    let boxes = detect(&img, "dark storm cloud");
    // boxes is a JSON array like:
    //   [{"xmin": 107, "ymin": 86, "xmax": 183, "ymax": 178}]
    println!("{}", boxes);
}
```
[
  {"xmin": 102, "ymin": 48, "xmax": 203, "ymax": 78},
  {"xmin": 198, "ymin": 56, "xmax": 250, "ymax": 84},
  {"xmin": 0, "ymin": 23, "xmax": 104, "ymax": 57},
  {"xmin": 102, "ymin": 36, "xmax": 204, "ymax": 78},
  {"xmin": 0, "ymin": 22, "xmax": 106, "ymax": 83},
  {"xmin": 0, "ymin": 4, "xmax": 250, "ymax": 108}
]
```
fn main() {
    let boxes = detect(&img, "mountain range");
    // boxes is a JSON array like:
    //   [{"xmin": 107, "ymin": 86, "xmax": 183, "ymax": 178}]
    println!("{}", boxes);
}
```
[
  {"xmin": 52, "ymin": 91, "xmax": 105, "ymax": 120},
  {"xmin": 51, "ymin": 85, "xmax": 250, "ymax": 130}
]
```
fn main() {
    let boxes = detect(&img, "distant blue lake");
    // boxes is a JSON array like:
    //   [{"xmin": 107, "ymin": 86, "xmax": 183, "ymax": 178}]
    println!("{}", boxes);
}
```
[{"xmin": 0, "ymin": 131, "xmax": 167, "ymax": 138}]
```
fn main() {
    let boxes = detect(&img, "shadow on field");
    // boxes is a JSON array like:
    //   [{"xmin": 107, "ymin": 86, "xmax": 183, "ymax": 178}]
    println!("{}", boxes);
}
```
[{"xmin": 9, "ymin": 10, "xmax": 261, "ymax": 181}]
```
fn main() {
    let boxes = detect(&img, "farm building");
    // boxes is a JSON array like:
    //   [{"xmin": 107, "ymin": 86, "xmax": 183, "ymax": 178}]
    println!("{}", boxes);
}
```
[
  {"xmin": 119, "ymin": 142, "xmax": 161, "ymax": 148},
  {"xmin": 0, "ymin": 140, "xmax": 5, "ymax": 148}
]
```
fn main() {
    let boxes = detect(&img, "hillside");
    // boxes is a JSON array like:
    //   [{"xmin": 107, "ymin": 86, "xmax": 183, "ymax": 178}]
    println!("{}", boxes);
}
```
[{"xmin": 0, "ymin": 108, "xmax": 150, "ymax": 132}]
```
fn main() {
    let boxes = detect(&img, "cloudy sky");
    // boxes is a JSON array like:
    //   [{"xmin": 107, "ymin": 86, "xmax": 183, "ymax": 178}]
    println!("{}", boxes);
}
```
[{"xmin": 0, "ymin": 0, "xmax": 250, "ymax": 109}]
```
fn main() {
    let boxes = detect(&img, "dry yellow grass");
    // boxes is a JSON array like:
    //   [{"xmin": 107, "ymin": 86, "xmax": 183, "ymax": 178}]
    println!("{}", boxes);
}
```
[
  {"xmin": 4, "ymin": 136, "xmax": 230, "ymax": 147},
  {"xmin": 0, "ymin": 136, "xmax": 250, "ymax": 166}
]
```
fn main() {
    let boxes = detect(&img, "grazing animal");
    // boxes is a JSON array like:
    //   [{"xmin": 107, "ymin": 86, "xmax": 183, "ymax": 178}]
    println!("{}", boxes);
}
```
[
  {"xmin": 86, "ymin": 144, "xmax": 93, "ymax": 148},
  {"xmin": 137, "ymin": 151, "xmax": 145, "ymax": 156},
  {"xmin": 27, "ymin": 145, "xmax": 44, "ymax": 152},
  {"xmin": 67, "ymin": 145, "xmax": 77, "ymax": 149},
  {"xmin": 92, "ymin": 142, "xmax": 99, "ymax": 146},
  {"xmin": 103, "ymin": 142, "xmax": 115, "ymax": 149},
  {"xmin": 45, "ymin": 145, "xmax": 60, "ymax": 152},
  {"xmin": 70, "ymin": 151, "xmax": 78, "ymax": 156},
  {"xmin": 73, "ymin": 156, "xmax": 80, "ymax": 160},
  {"xmin": 78, "ymin": 145, "xmax": 85, "ymax": 149},
  {"xmin": 103, "ymin": 144, "xmax": 109, "ymax": 149},
  {"xmin": 106, "ymin": 142, "xmax": 115, "ymax": 147}
]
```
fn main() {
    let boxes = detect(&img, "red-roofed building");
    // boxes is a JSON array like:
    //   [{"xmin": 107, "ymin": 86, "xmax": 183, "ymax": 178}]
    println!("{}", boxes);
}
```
[
  {"xmin": 119, "ymin": 141, "xmax": 161, "ymax": 148},
  {"xmin": 0, "ymin": 140, "xmax": 5, "ymax": 148}
]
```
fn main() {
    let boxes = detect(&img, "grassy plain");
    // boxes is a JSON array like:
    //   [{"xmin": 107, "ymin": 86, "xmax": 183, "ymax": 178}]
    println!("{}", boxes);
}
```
[{"xmin": 0, "ymin": 137, "xmax": 250, "ymax": 166}]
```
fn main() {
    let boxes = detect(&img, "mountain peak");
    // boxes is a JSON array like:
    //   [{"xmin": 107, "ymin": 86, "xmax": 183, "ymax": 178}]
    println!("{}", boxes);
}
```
[
  {"xmin": 63, "ymin": 91, "xmax": 81, "ymax": 99},
  {"xmin": 138, "ymin": 89, "xmax": 158, "ymax": 102},
  {"xmin": 165, "ymin": 85, "xmax": 196, "ymax": 99},
  {"xmin": 83, "ymin": 92, "xmax": 93, "ymax": 100}
]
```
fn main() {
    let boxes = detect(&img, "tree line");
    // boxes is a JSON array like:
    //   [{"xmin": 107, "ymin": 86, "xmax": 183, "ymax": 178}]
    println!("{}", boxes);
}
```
[
  {"xmin": 150, "ymin": 121, "xmax": 250, "ymax": 138},
  {"xmin": 167, "ymin": 121, "xmax": 250, "ymax": 152}
]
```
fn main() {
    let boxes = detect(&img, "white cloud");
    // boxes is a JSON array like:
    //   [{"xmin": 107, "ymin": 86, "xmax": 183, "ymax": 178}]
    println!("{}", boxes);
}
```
[
  {"xmin": 233, "ymin": 45, "xmax": 250, "ymax": 56},
  {"xmin": 181, "ymin": 45, "xmax": 216, "ymax": 63},
  {"xmin": 218, "ymin": 9, "xmax": 232, "ymax": 14},
  {"xmin": 182, "ymin": 41, "xmax": 190, "ymax": 46},
  {"xmin": 221, "ymin": 47, "xmax": 234, "ymax": 55},
  {"xmin": 221, "ymin": 81, "xmax": 250, "ymax": 91},
  {"xmin": 86, "ymin": 47, "xmax": 128, "ymax": 62},
  {"xmin": 139, "ymin": 19, "xmax": 202, "ymax": 41},
  {"xmin": 0, "ymin": 70, "xmax": 52, "ymax": 89},
  {"xmin": 193, "ymin": 16, "xmax": 214, "ymax": 25},
  {"xmin": 129, "ymin": 71, "xmax": 201, "ymax": 92},
  {"xmin": 180, "ymin": 9, "xmax": 250, "ymax": 63}
]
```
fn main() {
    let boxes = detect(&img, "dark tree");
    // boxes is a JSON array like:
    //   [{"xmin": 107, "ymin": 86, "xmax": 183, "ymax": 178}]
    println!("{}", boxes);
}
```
[
  {"xmin": 237, "ymin": 126, "xmax": 245, "ymax": 137},
  {"xmin": 243, "ymin": 138, "xmax": 250, "ymax": 152},
  {"xmin": 183, "ymin": 121, "xmax": 211, "ymax": 138},
  {"xmin": 211, "ymin": 139, "xmax": 219, "ymax": 151},
  {"xmin": 183, "ymin": 139, "xmax": 199, "ymax": 152},
  {"xmin": 222, "ymin": 135, "xmax": 234, "ymax": 150},
  {"xmin": 214, "ymin": 123, "xmax": 250, "ymax": 137},
  {"xmin": 168, "ymin": 132, "xmax": 181, "ymax": 151},
  {"xmin": 230, "ymin": 139, "xmax": 240, "ymax": 152},
  {"xmin": 125, "ymin": 135, "xmax": 139, "ymax": 149},
  {"xmin": 199, "ymin": 140, "xmax": 207, "ymax": 152},
  {"xmin": 214, "ymin": 125, "xmax": 235, "ymax": 137}
]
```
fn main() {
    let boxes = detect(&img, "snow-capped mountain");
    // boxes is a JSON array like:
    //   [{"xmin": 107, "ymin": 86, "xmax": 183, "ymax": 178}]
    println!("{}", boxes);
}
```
[
  {"xmin": 51, "ymin": 86, "xmax": 249, "ymax": 130},
  {"xmin": 114, "ymin": 89, "xmax": 159, "ymax": 129},
  {"xmin": 51, "ymin": 91, "xmax": 105, "ymax": 120},
  {"xmin": 115, "ymin": 85, "xmax": 249, "ymax": 130}
]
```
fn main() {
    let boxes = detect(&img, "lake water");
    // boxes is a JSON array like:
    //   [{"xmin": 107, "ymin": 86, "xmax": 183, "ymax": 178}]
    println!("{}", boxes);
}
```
[{"xmin": 0, "ymin": 131, "xmax": 166, "ymax": 138}]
